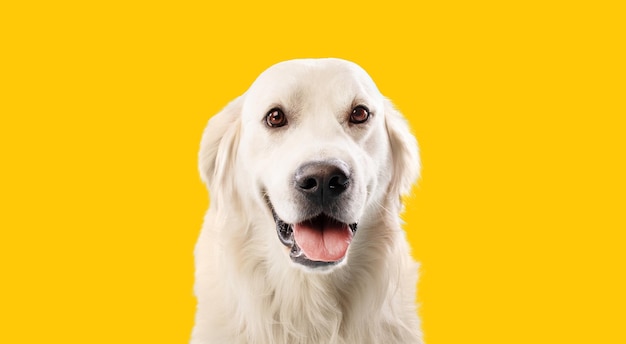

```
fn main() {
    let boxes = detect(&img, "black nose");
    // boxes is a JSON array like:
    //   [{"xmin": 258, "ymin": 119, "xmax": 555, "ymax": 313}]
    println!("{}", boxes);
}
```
[{"xmin": 294, "ymin": 160, "xmax": 350, "ymax": 205}]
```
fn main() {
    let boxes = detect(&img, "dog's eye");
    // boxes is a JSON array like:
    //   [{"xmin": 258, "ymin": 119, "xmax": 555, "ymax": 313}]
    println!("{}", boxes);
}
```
[
  {"xmin": 266, "ymin": 108, "xmax": 287, "ymax": 128},
  {"xmin": 350, "ymin": 105, "xmax": 370, "ymax": 124}
]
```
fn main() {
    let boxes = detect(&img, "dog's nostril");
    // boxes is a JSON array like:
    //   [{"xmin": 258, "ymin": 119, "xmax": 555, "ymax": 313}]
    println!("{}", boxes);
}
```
[
  {"xmin": 328, "ymin": 175, "xmax": 349, "ymax": 191},
  {"xmin": 300, "ymin": 177, "xmax": 318, "ymax": 190}
]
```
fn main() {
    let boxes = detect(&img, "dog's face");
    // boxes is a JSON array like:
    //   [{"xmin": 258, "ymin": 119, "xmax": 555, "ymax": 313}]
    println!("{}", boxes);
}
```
[{"xmin": 200, "ymin": 59, "xmax": 419, "ymax": 271}]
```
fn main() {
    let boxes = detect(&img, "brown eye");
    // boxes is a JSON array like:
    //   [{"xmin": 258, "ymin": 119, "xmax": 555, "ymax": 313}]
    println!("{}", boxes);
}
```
[
  {"xmin": 266, "ymin": 108, "xmax": 287, "ymax": 128},
  {"xmin": 350, "ymin": 105, "xmax": 370, "ymax": 124}
]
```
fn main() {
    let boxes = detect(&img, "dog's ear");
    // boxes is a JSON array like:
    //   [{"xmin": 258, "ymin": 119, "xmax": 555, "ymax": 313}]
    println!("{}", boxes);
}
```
[
  {"xmin": 199, "ymin": 96, "xmax": 243, "ymax": 193},
  {"xmin": 384, "ymin": 98, "xmax": 421, "ymax": 198}
]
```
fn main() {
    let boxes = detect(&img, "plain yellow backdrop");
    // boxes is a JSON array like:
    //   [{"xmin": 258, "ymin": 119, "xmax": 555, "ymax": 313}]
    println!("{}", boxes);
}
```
[{"xmin": 1, "ymin": 1, "xmax": 624, "ymax": 343}]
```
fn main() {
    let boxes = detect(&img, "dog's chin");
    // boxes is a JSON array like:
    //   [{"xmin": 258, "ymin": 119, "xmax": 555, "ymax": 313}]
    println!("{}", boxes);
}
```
[{"xmin": 270, "ymin": 206, "xmax": 358, "ymax": 271}]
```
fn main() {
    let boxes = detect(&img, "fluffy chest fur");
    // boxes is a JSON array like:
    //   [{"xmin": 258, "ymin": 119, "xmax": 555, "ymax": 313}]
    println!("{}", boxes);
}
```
[{"xmin": 192, "ymin": 209, "xmax": 422, "ymax": 344}]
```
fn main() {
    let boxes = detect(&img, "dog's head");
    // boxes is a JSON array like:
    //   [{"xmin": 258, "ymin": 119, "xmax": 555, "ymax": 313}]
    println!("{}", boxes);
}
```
[{"xmin": 200, "ymin": 58, "xmax": 419, "ymax": 271}]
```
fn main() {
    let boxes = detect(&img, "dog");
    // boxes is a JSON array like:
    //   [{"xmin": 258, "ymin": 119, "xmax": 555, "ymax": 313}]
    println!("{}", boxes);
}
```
[{"xmin": 191, "ymin": 58, "xmax": 422, "ymax": 343}]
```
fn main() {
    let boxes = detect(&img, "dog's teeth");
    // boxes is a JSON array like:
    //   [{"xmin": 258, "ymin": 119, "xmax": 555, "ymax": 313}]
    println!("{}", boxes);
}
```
[{"xmin": 290, "ymin": 242, "xmax": 303, "ymax": 258}]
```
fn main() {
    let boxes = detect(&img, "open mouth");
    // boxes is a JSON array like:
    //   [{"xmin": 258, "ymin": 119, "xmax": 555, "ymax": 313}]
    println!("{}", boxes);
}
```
[{"xmin": 272, "ymin": 209, "xmax": 358, "ymax": 268}]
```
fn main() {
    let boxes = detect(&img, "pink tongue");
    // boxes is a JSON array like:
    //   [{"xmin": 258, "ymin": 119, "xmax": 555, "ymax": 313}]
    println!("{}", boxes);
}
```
[{"xmin": 293, "ymin": 216, "xmax": 353, "ymax": 262}]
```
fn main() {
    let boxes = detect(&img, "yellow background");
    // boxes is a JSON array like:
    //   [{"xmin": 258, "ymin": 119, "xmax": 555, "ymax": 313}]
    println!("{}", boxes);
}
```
[{"xmin": 1, "ymin": 1, "xmax": 624, "ymax": 343}]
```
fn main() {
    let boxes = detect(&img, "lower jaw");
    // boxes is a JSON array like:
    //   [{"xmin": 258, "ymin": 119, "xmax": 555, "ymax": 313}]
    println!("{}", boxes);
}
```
[
  {"xmin": 292, "ymin": 255, "xmax": 345, "ymax": 269},
  {"xmin": 288, "ymin": 241, "xmax": 346, "ymax": 269}
]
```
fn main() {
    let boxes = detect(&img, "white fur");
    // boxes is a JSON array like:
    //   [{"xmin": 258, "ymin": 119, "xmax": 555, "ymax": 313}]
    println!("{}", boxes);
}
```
[{"xmin": 192, "ymin": 58, "xmax": 422, "ymax": 343}]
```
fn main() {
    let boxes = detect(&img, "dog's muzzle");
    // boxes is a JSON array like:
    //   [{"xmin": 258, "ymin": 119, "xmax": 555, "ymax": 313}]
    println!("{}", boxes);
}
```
[{"xmin": 270, "ymin": 159, "xmax": 358, "ymax": 268}]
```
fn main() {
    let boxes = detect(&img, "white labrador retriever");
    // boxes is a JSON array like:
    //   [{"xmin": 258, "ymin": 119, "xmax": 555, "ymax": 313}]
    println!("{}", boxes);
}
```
[{"xmin": 192, "ymin": 58, "xmax": 422, "ymax": 343}]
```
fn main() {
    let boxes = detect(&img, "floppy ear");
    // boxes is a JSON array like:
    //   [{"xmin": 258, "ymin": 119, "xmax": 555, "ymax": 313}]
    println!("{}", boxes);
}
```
[
  {"xmin": 199, "ymin": 96, "xmax": 243, "ymax": 197},
  {"xmin": 384, "ymin": 98, "xmax": 421, "ymax": 198}
]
